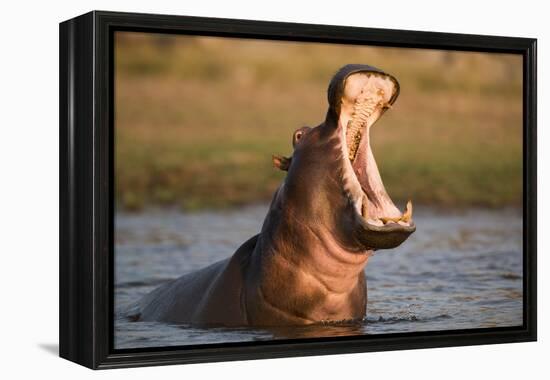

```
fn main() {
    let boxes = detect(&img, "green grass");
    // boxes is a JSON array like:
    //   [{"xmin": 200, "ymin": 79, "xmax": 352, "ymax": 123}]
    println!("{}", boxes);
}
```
[{"xmin": 115, "ymin": 32, "xmax": 523, "ymax": 211}]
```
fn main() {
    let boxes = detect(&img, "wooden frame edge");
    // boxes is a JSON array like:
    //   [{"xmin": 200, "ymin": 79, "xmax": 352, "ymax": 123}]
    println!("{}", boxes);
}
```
[{"xmin": 59, "ymin": 10, "xmax": 537, "ymax": 369}]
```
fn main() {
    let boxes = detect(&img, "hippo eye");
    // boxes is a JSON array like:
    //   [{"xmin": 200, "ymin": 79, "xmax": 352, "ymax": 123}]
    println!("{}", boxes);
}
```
[
  {"xmin": 292, "ymin": 130, "xmax": 304, "ymax": 147},
  {"xmin": 292, "ymin": 126, "xmax": 312, "ymax": 148}
]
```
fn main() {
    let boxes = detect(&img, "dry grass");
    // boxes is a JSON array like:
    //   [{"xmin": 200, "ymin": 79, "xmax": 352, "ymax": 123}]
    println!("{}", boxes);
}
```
[{"xmin": 115, "ymin": 32, "xmax": 523, "ymax": 211}]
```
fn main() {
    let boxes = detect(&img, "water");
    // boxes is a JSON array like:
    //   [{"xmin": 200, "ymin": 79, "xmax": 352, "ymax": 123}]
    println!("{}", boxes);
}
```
[{"xmin": 114, "ymin": 205, "xmax": 523, "ymax": 349}]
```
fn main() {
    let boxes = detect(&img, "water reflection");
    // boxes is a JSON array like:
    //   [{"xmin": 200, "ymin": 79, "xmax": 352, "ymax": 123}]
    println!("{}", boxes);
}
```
[{"xmin": 114, "ymin": 205, "xmax": 523, "ymax": 349}]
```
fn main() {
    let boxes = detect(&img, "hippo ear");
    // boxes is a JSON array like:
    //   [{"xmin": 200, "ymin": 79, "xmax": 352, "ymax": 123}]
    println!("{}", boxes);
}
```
[{"xmin": 272, "ymin": 154, "xmax": 291, "ymax": 171}]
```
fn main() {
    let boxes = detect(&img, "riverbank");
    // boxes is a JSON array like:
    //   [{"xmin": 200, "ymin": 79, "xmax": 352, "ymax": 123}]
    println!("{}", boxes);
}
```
[{"xmin": 115, "ymin": 33, "xmax": 522, "ymax": 211}]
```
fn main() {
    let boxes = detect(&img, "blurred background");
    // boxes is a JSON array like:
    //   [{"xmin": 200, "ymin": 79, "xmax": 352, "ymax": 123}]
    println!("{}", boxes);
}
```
[{"xmin": 115, "ymin": 32, "xmax": 523, "ymax": 211}]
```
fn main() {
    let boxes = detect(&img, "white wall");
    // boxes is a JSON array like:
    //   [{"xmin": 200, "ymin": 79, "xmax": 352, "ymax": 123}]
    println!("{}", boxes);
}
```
[{"xmin": 0, "ymin": 0, "xmax": 546, "ymax": 378}]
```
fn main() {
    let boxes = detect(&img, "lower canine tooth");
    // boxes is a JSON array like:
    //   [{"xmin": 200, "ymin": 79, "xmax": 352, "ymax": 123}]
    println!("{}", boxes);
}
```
[
  {"xmin": 402, "ymin": 200, "xmax": 413, "ymax": 222},
  {"xmin": 379, "ymin": 200, "xmax": 414, "ymax": 225},
  {"xmin": 361, "ymin": 196, "xmax": 369, "ymax": 217}
]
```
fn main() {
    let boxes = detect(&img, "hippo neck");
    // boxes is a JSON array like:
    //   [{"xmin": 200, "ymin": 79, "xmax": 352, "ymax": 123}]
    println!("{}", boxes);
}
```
[{"xmin": 244, "ymin": 203, "xmax": 369, "ymax": 325}]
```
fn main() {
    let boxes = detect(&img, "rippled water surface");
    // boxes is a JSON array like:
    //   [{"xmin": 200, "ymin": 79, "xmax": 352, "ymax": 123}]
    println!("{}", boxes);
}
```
[{"xmin": 114, "ymin": 205, "xmax": 523, "ymax": 349}]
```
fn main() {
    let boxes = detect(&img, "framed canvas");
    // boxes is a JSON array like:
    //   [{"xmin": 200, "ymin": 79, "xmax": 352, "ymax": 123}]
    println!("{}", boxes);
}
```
[{"xmin": 59, "ymin": 10, "xmax": 537, "ymax": 369}]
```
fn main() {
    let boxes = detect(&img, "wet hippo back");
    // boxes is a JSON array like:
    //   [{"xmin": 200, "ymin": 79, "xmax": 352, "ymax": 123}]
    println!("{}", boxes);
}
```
[{"xmin": 137, "ymin": 235, "xmax": 258, "ymax": 326}]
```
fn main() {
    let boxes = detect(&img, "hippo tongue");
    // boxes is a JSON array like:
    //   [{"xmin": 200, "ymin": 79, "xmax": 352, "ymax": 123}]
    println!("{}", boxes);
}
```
[{"xmin": 353, "ymin": 134, "xmax": 402, "ymax": 221}]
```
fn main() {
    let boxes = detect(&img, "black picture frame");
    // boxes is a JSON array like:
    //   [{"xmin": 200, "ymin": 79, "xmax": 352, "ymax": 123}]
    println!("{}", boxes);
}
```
[{"xmin": 59, "ymin": 10, "xmax": 537, "ymax": 369}]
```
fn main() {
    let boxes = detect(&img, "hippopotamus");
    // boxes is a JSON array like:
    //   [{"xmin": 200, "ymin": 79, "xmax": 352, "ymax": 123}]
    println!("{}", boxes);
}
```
[{"xmin": 132, "ymin": 64, "xmax": 416, "ymax": 327}]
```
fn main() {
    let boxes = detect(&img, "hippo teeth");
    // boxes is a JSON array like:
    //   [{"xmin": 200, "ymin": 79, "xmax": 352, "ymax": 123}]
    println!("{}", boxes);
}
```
[
  {"xmin": 379, "ymin": 200, "xmax": 413, "ymax": 225},
  {"xmin": 360, "ymin": 195, "xmax": 413, "ymax": 226},
  {"xmin": 346, "ymin": 88, "xmax": 386, "ymax": 162},
  {"xmin": 361, "ymin": 195, "xmax": 369, "ymax": 218}
]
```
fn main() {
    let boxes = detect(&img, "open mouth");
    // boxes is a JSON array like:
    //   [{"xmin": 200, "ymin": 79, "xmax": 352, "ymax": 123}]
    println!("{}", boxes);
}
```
[{"xmin": 339, "ymin": 71, "xmax": 415, "ymax": 247}]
